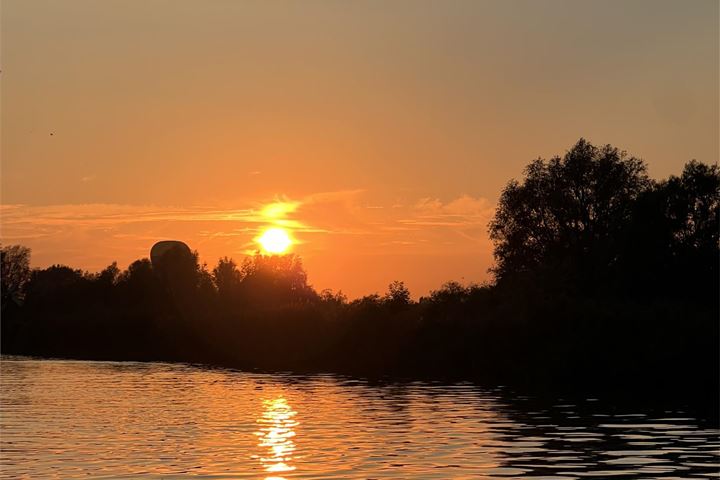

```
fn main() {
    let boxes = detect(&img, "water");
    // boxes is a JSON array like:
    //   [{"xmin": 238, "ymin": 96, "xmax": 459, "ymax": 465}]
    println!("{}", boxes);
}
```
[{"xmin": 1, "ymin": 357, "xmax": 717, "ymax": 479}]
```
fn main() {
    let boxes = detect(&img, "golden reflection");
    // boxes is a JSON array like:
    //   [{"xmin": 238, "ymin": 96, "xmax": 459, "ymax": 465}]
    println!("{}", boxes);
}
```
[{"xmin": 255, "ymin": 397, "xmax": 298, "ymax": 479}]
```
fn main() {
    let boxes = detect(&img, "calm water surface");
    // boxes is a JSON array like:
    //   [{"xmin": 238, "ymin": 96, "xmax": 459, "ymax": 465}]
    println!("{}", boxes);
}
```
[{"xmin": 1, "ymin": 357, "xmax": 718, "ymax": 479}]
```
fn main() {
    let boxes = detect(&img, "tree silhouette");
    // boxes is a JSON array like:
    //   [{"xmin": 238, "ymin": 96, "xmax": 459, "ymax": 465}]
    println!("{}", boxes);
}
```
[
  {"xmin": 385, "ymin": 280, "xmax": 411, "ymax": 306},
  {"xmin": 238, "ymin": 253, "xmax": 317, "ymax": 306},
  {"xmin": 622, "ymin": 160, "xmax": 720, "ymax": 299},
  {"xmin": 1, "ymin": 139, "xmax": 716, "ymax": 397},
  {"xmin": 212, "ymin": 257, "xmax": 241, "ymax": 300},
  {"xmin": 489, "ymin": 139, "xmax": 650, "ymax": 289},
  {"xmin": 1, "ymin": 244, "xmax": 31, "ymax": 310}
]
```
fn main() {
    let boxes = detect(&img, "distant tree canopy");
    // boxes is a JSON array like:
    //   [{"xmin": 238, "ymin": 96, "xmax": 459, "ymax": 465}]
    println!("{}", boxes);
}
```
[
  {"xmin": 0, "ymin": 139, "xmax": 717, "ymax": 395},
  {"xmin": 489, "ymin": 139, "xmax": 719, "ymax": 299},
  {"xmin": 384, "ymin": 280, "xmax": 411, "ymax": 306},
  {"xmin": 238, "ymin": 253, "xmax": 317, "ymax": 306}
]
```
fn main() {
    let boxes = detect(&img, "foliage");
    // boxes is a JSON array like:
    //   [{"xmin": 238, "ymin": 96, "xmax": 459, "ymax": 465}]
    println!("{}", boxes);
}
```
[
  {"xmin": 1, "ymin": 244, "xmax": 31, "ymax": 309},
  {"xmin": 1, "ymin": 140, "xmax": 717, "ymax": 397},
  {"xmin": 213, "ymin": 257, "xmax": 241, "ymax": 298},
  {"xmin": 384, "ymin": 280, "xmax": 411, "ymax": 306},
  {"xmin": 489, "ymin": 138, "xmax": 650, "ymax": 285}
]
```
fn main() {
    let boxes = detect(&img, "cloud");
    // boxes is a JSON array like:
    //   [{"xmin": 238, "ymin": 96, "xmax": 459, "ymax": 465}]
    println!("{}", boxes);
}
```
[
  {"xmin": 0, "ymin": 192, "xmax": 495, "ymax": 274},
  {"xmin": 0, "ymin": 193, "xmax": 494, "ymax": 239},
  {"xmin": 301, "ymin": 189, "xmax": 366, "ymax": 205},
  {"xmin": 396, "ymin": 195, "xmax": 494, "ymax": 230},
  {"xmin": 260, "ymin": 200, "xmax": 300, "ymax": 219},
  {"xmin": 414, "ymin": 194, "xmax": 493, "ymax": 217},
  {"xmin": 1, "ymin": 203, "xmax": 271, "ymax": 228}
]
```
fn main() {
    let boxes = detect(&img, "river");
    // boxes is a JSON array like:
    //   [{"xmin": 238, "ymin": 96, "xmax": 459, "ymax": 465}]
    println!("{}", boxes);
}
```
[{"xmin": 1, "ymin": 357, "xmax": 717, "ymax": 478}]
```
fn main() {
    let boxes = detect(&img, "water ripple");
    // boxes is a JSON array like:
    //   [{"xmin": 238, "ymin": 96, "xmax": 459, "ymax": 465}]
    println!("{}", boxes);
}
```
[{"xmin": 1, "ymin": 357, "xmax": 717, "ymax": 479}]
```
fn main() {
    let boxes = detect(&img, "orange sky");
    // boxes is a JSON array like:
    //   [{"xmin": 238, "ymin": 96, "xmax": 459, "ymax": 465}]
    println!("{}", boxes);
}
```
[{"xmin": 1, "ymin": 0, "xmax": 718, "ymax": 298}]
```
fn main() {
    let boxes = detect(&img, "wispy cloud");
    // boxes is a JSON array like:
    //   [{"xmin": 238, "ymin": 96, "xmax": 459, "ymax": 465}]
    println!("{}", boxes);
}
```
[
  {"xmin": 2, "ymin": 204, "xmax": 271, "ymax": 228},
  {"xmin": 0, "ymin": 192, "xmax": 496, "ymax": 292}
]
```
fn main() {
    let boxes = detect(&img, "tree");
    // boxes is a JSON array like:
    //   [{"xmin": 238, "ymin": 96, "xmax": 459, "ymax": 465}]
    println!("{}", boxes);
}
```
[
  {"xmin": 120, "ymin": 258, "xmax": 154, "ymax": 286},
  {"xmin": 623, "ymin": 160, "xmax": 720, "ymax": 298},
  {"xmin": 239, "ymin": 253, "xmax": 316, "ymax": 306},
  {"xmin": 429, "ymin": 281, "xmax": 469, "ymax": 304},
  {"xmin": 96, "ymin": 262, "xmax": 120, "ymax": 286},
  {"xmin": 23, "ymin": 264, "xmax": 88, "ymax": 309},
  {"xmin": 385, "ymin": 280, "xmax": 411, "ymax": 306},
  {"xmin": 213, "ymin": 257, "xmax": 241, "ymax": 298},
  {"xmin": 668, "ymin": 160, "xmax": 719, "ymax": 255},
  {"xmin": 117, "ymin": 258, "xmax": 164, "ymax": 303},
  {"xmin": 319, "ymin": 289, "xmax": 347, "ymax": 306},
  {"xmin": 1, "ymin": 245, "xmax": 31, "ymax": 310},
  {"xmin": 489, "ymin": 139, "xmax": 650, "ymax": 285}
]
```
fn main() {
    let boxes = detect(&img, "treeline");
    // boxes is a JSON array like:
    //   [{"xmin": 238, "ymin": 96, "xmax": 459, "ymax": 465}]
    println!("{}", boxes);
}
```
[{"xmin": 1, "ymin": 139, "xmax": 718, "ymax": 396}]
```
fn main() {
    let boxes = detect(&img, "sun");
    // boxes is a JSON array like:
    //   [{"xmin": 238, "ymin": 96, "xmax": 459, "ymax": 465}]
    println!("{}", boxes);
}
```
[{"xmin": 257, "ymin": 227, "xmax": 293, "ymax": 255}]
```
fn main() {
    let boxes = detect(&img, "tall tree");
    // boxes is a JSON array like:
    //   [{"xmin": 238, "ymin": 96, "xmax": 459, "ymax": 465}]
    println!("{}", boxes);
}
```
[{"xmin": 489, "ymin": 139, "xmax": 650, "ymax": 286}]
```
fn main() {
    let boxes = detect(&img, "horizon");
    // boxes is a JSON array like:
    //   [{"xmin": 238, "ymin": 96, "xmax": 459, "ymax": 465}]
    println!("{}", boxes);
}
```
[{"xmin": 1, "ymin": 147, "xmax": 712, "ymax": 299}]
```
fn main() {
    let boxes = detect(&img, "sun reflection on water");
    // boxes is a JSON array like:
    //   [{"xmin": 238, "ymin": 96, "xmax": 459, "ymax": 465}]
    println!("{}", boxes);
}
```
[{"xmin": 256, "ymin": 397, "xmax": 298, "ymax": 479}]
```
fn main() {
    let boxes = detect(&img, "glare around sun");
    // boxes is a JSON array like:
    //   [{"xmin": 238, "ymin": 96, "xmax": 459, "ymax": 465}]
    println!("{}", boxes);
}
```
[{"xmin": 257, "ymin": 228, "xmax": 292, "ymax": 254}]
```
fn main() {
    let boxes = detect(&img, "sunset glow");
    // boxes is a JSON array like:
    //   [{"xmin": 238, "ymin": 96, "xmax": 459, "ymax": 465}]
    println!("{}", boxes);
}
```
[
  {"xmin": 257, "ymin": 228, "xmax": 293, "ymax": 255},
  {"xmin": 1, "ymin": 0, "xmax": 716, "ymax": 298}
]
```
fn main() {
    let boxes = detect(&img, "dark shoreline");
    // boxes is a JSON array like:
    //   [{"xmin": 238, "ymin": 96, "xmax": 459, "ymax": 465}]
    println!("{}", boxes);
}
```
[{"xmin": 4, "ymin": 352, "xmax": 717, "ymax": 425}]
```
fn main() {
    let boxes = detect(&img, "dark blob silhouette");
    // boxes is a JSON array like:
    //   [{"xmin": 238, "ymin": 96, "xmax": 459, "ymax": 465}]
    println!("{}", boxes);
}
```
[
  {"xmin": 1, "ymin": 139, "xmax": 717, "ymax": 400},
  {"xmin": 150, "ymin": 240, "xmax": 192, "ymax": 269}
]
